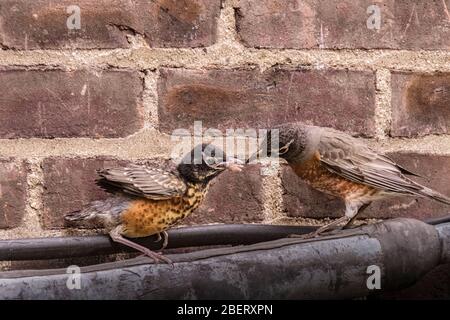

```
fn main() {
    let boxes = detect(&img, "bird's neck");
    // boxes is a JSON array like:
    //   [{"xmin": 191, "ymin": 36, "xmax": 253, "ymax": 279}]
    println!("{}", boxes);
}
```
[
  {"xmin": 187, "ymin": 180, "xmax": 211, "ymax": 193},
  {"xmin": 182, "ymin": 183, "xmax": 208, "ymax": 212}
]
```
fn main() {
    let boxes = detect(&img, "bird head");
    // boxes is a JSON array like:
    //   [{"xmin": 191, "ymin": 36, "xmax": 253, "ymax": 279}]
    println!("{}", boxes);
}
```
[
  {"xmin": 247, "ymin": 122, "xmax": 311, "ymax": 164},
  {"xmin": 177, "ymin": 143, "xmax": 242, "ymax": 184}
]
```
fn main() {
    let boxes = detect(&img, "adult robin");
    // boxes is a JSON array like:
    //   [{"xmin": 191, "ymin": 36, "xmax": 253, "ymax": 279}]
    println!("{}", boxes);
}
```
[
  {"xmin": 65, "ymin": 143, "xmax": 242, "ymax": 263},
  {"xmin": 251, "ymin": 122, "xmax": 450, "ymax": 238}
]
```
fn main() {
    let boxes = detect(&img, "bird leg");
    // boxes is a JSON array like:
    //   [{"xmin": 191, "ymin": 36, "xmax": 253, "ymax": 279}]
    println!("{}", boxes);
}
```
[
  {"xmin": 161, "ymin": 231, "xmax": 169, "ymax": 249},
  {"xmin": 109, "ymin": 226, "xmax": 172, "ymax": 264},
  {"xmin": 290, "ymin": 216, "xmax": 350, "ymax": 239},
  {"xmin": 343, "ymin": 202, "xmax": 372, "ymax": 229},
  {"xmin": 154, "ymin": 231, "xmax": 169, "ymax": 250},
  {"xmin": 292, "ymin": 201, "xmax": 373, "ymax": 239}
]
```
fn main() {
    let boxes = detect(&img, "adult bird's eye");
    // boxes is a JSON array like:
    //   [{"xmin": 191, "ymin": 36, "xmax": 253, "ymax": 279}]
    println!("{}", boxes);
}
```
[
  {"xmin": 279, "ymin": 146, "xmax": 289, "ymax": 154},
  {"xmin": 279, "ymin": 139, "xmax": 294, "ymax": 155}
]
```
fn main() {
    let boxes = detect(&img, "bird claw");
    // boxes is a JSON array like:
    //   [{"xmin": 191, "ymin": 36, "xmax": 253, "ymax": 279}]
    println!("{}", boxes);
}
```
[
  {"xmin": 288, "ymin": 232, "xmax": 320, "ymax": 240},
  {"xmin": 153, "ymin": 232, "xmax": 169, "ymax": 250},
  {"xmin": 154, "ymin": 233, "xmax": 162, "ymax": 243}
]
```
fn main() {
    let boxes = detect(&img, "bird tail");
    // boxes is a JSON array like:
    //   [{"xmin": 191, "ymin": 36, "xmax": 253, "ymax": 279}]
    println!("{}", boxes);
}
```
[
  {"xmin": 64, "ymin": 209, "xmax": 96, "ymax": 222},
  {"xmin": 64, "ymin": 206, "xmax": 104, "ymax": 228},
  {"xmin": 64, "ymin": 197, "xmax": 130, "ymax": 228},
  {"xmin": 419, "ymin": 187, "xmax": 450, "ymax": 205},
  {"xmin": 65, "ymin": 210, "xmax": 85, "ymax": 221}
]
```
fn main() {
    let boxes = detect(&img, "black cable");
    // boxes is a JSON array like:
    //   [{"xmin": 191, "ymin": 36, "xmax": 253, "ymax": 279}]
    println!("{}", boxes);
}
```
[
  {"xmin": 424, "ymin": 214, "xmax": 450, "ymax": 226},
  {"xmin": 1, "ymin": 215, "xmax": 449, "ymax": 261},
  {"xmin": 0, "ymin": 224, "xmax": 317, "ymax": 261}
]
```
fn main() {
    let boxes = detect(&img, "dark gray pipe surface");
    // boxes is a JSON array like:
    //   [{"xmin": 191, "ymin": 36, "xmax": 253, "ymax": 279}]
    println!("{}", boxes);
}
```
[
  {"xmin": 0, "ymin": 218, "xmax": 444, "ymax": 299},
  {"xmin": 0, "ymin": 224, "xmax": 317, "ymax": 261},
  {"xmin": 2, "ymin": 215, "xmax": 448, "ymax": 262}
]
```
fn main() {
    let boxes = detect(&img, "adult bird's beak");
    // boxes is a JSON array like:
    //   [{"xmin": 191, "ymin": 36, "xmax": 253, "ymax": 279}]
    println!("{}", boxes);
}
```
[{"xmin": 246, "ymin": 148, "xmax": 265, "ymax": 164}]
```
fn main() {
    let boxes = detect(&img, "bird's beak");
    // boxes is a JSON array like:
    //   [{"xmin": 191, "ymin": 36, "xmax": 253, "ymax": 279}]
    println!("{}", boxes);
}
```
[
  {"xmin": 217, "ymin": 156, "xmax": 244, "ymax": 172},
  {"xmin": 246, "ymin": 139, "xmax": 294, "ymax": 164},
  {"xmin": 246, "ymin": 148, "xmax": 265, "ymax": 164}
]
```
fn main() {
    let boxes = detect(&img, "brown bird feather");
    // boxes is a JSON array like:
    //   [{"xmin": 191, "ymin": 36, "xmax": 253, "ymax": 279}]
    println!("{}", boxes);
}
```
[{"xmin": 258, "ymin": 122, "xmax": 450, "ymax": 238}]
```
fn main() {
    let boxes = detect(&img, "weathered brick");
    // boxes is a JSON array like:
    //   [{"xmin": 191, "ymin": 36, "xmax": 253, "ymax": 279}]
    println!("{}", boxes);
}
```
[
  {"xmin": 43, "ymin": 157, "xmax": 264, "ymax": 228},
  {"xmin": 391, "ymin": 72, "xmax": 450, "ymax": 137},
  {"xmin": 0, "ymin": 69, "xmax": 144, "ymax": 139},
  {"xmin": 42, "ymin": 157, "xmax": 129, "ymax": 228},
  {"xmin": 236, "ymin": 0, "xmax": 450, "ymax": 50},
  {"xmin": 0, "ymin": 0, "xmax": 220, "ymax": 49},
  {"xmin": 158, "ymin": 68, "xmax": 376, "ymax": 136},
  {"xmin": 282, "ymin": 153, "xmax": 450, "ymax": 220},
  {"xmin": 184, "ymin": 165, "xmax": 265, "ymax": 224},
  {"xmin": 0, "ymin": 159, "xmax": 27, "ymax": 229}
]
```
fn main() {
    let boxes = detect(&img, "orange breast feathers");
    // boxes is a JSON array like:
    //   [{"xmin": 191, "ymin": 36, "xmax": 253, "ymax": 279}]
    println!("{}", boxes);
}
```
[
  {"xmin": 290, "ymin": 152, "xmax": 377, "ymax": 201},
  {"xmin": 120, "ymin": 197, "xmax": 189, "ymax": 238}
]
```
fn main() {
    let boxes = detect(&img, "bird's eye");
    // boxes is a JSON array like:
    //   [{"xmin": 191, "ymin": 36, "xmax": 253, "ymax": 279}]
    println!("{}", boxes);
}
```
[
  {"xmin": 279, "ymin": 146, "xmax": 289, "ymax": 154},
  {"xmin": 205, "ymin": 157, "xmax": 218, "ymax": 166},
  {"xmin": 279, "ymin": 139, "xmax": 294, "ymax": 155}
]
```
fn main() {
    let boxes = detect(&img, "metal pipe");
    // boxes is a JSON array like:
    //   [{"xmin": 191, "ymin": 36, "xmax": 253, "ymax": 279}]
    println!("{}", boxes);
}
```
[
  {"xmin": 423, "ymin": 214, "xmax": 450, "ymax": 226},
  {"xmin": 0, "ymin": 218, "xmax": 445, "ymax": 299},
  {"xmin": 0, "ymin": 224, "xmax": 317, "ymax": 261},
  {"xmin": 0, "ymin": 215, "xmax": 448, "ymax": 261}
]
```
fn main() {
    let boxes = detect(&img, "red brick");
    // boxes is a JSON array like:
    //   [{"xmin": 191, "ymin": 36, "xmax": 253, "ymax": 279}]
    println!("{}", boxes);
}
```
[
  {"xmin": 0, "ymin": 69, "xmax": 144, "ymax": 139},
  {"xmin": 0, "ymin": 0, "xmax": 220, "ymax": 49},
  {"xmin": 43, "ymin": 157, "xmax": 264, "ymax": 229},
  {"xmin": 282, "ymin": 153, "xmax": 450, "ymax": 220},
  {"xmin": 281, "ymin": 166, "xmax": 345, "ymax": 218},
  {"xmin": 0, "ymin": 159, "xmax": 27, "ymax": 229},
  {"xmin": 391, "ymin": 72, "xmax": 450, "ymax": 137},
  {"xmin": 184, "ymin": 165, "xmax": 265, "ymax": 224},
  {"xmin": 42, "ymin": 157, "xmax": 130, "ymax": 228},
  {"xmin": 366, "ymin": 153, "xmax": 450, "ymax": 220},
  {"xmin": 236, "ymin": 0, "xmax": 450, "ymax": 50},
  {"xmin": 158, "ymin": 68, "xmax": 376, "ymax": 137}
]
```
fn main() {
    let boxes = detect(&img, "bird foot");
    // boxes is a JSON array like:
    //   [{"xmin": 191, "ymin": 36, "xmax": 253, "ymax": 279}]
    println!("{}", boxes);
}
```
[
  {"xmin": 288, "ymin": 231, "xmax": 322, "ymax": 240},
  {"xmin": 109, "ymin": 227, "xmax": 172, "ymax": 265},
  {"xmin": 343, "ymin": 221, "xmax": 369, "ymax": 230},
  {"xmin": 288, "ymin": 223, "xmax": 345, "ymax": 239},
  {"xmin": 290, "ymin": 217, "xmax": 350, "ymax": 239},
  {"xmin": 153, "ymin": 231, "xmax": 169, "ymax": 250},
  {"xmin": 140, "ymin": 249, "xmax": 173, "ymax": 265}
]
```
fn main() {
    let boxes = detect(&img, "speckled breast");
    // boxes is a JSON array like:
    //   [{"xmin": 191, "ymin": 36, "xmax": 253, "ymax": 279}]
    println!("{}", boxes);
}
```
[{"xmin": 120, "ymin": 184, "xmax": 206, "ymax": 238}]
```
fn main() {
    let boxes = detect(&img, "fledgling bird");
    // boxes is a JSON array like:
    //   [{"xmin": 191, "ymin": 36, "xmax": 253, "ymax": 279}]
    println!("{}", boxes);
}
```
[
  {"xmin": 65, "ymin": 143, "xmax": 241, "ymax": 263},
  {"xmin": 253, "ymin": 122, "xmax": 450, "ymax": 238}
]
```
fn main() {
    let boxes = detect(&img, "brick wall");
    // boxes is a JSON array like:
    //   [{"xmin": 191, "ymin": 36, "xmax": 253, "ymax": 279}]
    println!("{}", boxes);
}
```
[{"xmin": 0, "ymin": 0, "xmax": 449, "ymax": 291}]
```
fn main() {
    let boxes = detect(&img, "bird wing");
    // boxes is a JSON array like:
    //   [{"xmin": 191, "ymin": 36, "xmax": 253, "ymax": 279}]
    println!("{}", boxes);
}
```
[
  {"xmin": 317, "ymin": 128, "xmax": 423, "ymax": 196},
  {"xmin": 97, "ymin": 164, "xmax": 187, "ymax": 200}
]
